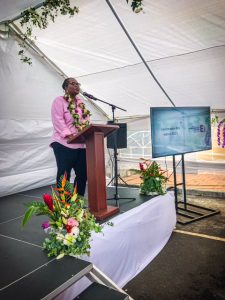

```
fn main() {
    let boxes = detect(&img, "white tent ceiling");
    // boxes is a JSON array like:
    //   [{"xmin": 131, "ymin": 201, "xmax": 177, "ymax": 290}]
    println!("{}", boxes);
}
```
[
  {"xmin": 1, "ymin": 0, "xmax": 225, "ymax": 118},
  {"xmin": 0, "ymin": 0, "xmax": 41, "ymax": 22},
  {"xmin": 0, "ymin": 0, "xmax": 225, "ymax": 196},
  {"xmin": 10, "ymin": 0, "xmax": 225, "ymax": 117}
]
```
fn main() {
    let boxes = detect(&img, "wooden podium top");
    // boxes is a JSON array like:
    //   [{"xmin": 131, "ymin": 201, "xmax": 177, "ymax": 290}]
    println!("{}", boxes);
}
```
[{"xmin": 67, "ymin": 124, "xmax": 119, "ymax": 144}]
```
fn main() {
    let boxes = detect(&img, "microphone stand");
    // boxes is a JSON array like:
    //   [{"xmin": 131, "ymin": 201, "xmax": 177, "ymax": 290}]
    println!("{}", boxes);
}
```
[{"xmin": 82, "ymin": 93, "xmax": 135, "ymax": 207}]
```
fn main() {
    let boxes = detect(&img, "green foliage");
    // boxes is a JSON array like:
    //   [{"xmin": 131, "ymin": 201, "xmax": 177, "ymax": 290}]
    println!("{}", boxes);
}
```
[
  {"xmin": 211, "ymin": 115, "xmax": 219, "ymax": 125},
  {"xmin": 18, "ymin": 0, "xmax": 79, "ymax": 64},
  {"xmin": 211, "ymin": 115, "xmax": 225, "ymax": 126},
  {"xmin": 22, "ymin": 205, "xmax": 38, "ymax": 226},
  {"xmin": 133, "ymin": 159, "xmax": 168, "ymax": 195},
  {"xmin": 18, "ymin": 49, "xmax": 32, "ymax": 65},
  {"xmin": 42, "ymin": 212, "xmax": 101, "ymax": 257},
  {"xmin": 17, "ymin": 0, "xmax": 144, "ymax": 65},
  {"xmin": 126, "ymin": 0, "xmax": 143, "ymax": 13},
  {"xmin": 22, "ymin": 201, "xmax": 52, "ymax": 226}
]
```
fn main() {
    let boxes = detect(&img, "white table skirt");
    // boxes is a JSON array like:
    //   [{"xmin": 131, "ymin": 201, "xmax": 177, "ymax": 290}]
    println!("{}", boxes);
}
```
[{"xmin": 57, "ymin": 192, "xmax": 176, "ymax": 299}]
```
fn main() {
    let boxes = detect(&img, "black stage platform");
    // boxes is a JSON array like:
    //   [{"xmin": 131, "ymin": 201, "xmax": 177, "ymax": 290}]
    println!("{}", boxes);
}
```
[{"xmin": 0, "ymin": 186, "xmax": 151, "ymax": 299}]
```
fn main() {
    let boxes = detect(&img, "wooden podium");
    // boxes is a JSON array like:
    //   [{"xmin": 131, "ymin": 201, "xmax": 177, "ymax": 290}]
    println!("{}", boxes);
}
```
[{"xmin": 68, "ymin": 124, "xmax": 120, "ymax": 220}]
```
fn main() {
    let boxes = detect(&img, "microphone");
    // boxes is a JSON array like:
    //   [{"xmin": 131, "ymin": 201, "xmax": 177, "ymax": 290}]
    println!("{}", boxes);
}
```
[{"xmin": 82, "ymin": 92, "xmax": 98, "ymax": 100}]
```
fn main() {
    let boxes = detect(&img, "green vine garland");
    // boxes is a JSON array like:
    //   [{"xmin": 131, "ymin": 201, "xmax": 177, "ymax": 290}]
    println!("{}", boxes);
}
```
[
  {"xmin": 18, "ymin": 0, "xmax": 144, "ymax": 65},
  {"xmin": 127, "ymin": 0, "xmax": 143, "ymax": 13},
  {"xmin": 211, "ymin": 115, "xmax": 225, "ymax": 125},
  {"xmin": 18, "ymin": 0, "xmax": 79, "ymax": 65}
]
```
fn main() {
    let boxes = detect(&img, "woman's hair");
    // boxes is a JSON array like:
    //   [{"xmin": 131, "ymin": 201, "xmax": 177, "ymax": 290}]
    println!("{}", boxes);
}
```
[{"xmin": 62, "ymin": 78, "xmax": 73, "ymax": 90}]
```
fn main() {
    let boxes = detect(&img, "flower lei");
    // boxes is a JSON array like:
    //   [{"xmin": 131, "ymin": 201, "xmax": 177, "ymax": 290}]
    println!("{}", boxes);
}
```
[
  {"xmin": 65, "ymin": 94, "xmax": 91, "ymax": 132},
  {"xmin": 217, "ymin": 120, "xmax": 225, "ymax": 148}
]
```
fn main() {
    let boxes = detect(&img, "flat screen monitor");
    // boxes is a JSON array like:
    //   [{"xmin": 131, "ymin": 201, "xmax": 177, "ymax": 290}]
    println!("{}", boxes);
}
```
[{"xmin": 150, "ymin": 106, "xmax": 212, "ymax": 158}]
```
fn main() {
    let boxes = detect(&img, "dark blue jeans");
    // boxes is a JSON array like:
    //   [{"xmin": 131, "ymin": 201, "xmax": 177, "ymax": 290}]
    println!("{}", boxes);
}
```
[{"xmin": 51, "ymin": 142, "xmax": 87, "ymax": 196}]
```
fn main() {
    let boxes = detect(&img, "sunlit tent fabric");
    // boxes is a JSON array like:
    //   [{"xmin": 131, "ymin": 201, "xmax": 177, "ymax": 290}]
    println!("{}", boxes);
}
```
[{"xmin": 0, "ymin": 0, "xmax": 225, "ymax": 197}]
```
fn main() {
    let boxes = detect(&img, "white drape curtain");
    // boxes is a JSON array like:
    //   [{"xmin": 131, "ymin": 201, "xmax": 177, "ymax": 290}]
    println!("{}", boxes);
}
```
[{"xmin": 56, "ymin": 192, "xmax": 176, "ymax": 299}]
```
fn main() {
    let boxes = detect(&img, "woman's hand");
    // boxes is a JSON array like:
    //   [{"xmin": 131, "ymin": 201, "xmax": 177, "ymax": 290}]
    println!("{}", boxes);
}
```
[{"xmin": 66, "ymin": 134, "xmax": 74, "ymax": 141}]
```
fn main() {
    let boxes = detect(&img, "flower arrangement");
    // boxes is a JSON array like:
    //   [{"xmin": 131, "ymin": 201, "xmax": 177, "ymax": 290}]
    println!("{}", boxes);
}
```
[
  {"xmin": 22, "ymin": 174, "xmax": 103, "ymax": 259},
  {"xmin": 132, "ymin": 159, "xmax": 168, "ymax": 195},
  {"xmin": 65, "ymin": 94, "xmax": 91, "ymax": 132}
]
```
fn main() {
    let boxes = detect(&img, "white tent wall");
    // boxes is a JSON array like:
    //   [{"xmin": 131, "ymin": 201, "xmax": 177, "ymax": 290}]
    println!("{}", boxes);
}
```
[
  {"xmin": 0, "ymin": 36, "xmax": 60, "ymax": 197},
  {"xmin": 0, "ymin": 34, "xmax": 107, "ymax": 197}
]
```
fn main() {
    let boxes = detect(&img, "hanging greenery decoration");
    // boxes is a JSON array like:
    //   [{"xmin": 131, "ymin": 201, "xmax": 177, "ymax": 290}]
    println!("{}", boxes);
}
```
[
  {"xmin": 18, "ymin": 0, "xmax": 79, "ymax": 65},
  {"xmin": 126, "ymin": 0, "xmax": 143, "ymax": 13},
  {"xmin": 17, "ymin": 0, "xmax": 144, "ymax": 65}
]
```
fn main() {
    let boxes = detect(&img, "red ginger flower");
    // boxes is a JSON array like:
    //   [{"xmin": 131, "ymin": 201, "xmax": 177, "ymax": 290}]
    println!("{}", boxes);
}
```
[
  {"xmin": 43, "ymin": 194, "xmax": 54, "ymax": 211},
  {"xmin": 139, "ymin": 163, "xmax": 145, "ymax": 171}
]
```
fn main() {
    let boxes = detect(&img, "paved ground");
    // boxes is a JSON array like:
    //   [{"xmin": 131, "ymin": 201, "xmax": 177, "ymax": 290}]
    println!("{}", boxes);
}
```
[
  {"xmin": 122, "ymin": 173, "xmax": 225, "ymax": 300},
  {"xmin": 122, "ymin": 173, "xmax": 225, "ymax": 195},
  {"xmin": 125, "ymin": 229, "xmax": 225, "ymax": 300}
]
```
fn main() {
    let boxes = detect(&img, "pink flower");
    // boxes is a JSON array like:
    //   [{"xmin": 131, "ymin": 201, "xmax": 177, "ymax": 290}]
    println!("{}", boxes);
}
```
[
  {"xmin": 67, "ymin": 218, "xmax": 79, "ymax": 227},
  {"xmin": 43, "ymin": 194, "xmax": 54, "ymax": 211}
]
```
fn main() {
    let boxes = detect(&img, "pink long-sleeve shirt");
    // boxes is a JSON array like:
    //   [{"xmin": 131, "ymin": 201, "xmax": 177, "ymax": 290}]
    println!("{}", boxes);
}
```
[{"xmin": 50, "ymin": 95, "xmax": 90, "ymax": 149}]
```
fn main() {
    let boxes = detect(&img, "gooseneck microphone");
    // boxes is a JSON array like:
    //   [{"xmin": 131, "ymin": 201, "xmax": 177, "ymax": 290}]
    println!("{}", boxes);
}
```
[
  {"xmin": 82, "ymin": 91, "xmax": 126, "ymax": 112},
  {"xmin": 82, "ymin": 92, "xmax": 98, "ymax": 100}
]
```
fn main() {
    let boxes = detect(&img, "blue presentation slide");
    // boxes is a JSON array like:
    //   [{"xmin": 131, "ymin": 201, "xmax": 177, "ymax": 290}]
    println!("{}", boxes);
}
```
[{"xmin": 151, "ymin": 107, "xmax": 212, "ymax": 158}]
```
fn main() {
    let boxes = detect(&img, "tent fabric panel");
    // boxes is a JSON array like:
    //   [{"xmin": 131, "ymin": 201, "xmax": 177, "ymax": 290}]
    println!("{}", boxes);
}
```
[
  {"xmin": 0, "ymin": 169, "xmax": 56, "ymax": 198},
  {"xmin": 0, "ymin": 37, "xmax": 63, "ymax": 119},
  {"xmin": 15, "ymin": 0, "xmax": 224, "ymax": 116},
  {"xmin": 24, "ymin": 0, "xmax": 225, "ymax": 76},
  {"xmin": 0, "ymin": 0, "xmax": 41, "ymax": 22},
  {"xmin": 29, "ymin": 0, "xmax": 140, "ymax": 77},
  {"xmin": 79, "ymin": 45, "xmax": 225, "ymax": 118},
  {"xmin": 147, "ymin": 45, "xmax": 225, "ymax": 109},
  {"xmin": 0, "ymin": 120, "xmax": 55, "ymax": 177},
  {"xmin": 114, "ymin": 0, "xmax": 225, "ymax": 60},
  {"xmin": 79, "ymin": 63, "xmax": 172, "ymax": 118},
  {"xmin": 0, "ymin": 35, "xmax": 108, "ymax": 119},
  {"xmin": 0, "ymin": 119, "xmax": 56, "ymax": 197}
]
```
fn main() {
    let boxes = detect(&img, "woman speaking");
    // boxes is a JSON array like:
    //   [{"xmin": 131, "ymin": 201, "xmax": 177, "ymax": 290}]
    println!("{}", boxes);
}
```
[{"xmin": 50, "ymin": 77, "xmax": 91, "ymax": 196}]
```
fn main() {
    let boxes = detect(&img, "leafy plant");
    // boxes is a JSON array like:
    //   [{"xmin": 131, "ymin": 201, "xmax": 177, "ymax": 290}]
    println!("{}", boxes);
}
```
[{"xmin": 132, "ymin": 159, "xmax": 168, "ymax": 195}]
